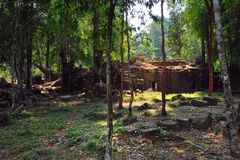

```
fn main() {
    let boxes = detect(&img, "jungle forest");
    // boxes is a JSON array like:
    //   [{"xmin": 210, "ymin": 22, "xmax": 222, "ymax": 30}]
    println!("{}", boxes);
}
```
[{"xmin": 1, "ymin": 0, "xmax": 240, "ymax": 159}]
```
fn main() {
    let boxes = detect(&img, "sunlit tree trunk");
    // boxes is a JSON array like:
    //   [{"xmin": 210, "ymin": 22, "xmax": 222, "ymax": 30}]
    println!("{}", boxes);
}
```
[
  {"xmin": 118, "ymin": 10, "xmax": 124, "ymax": 109},
  {"xmin": 213, "ymin": 0, "xmax": 240, "ymax": 158},
  {"xmin": 161, "ymin": 0, "xmax": 167, "ymax": 116},
  {"xmin": 105, "ymin": 0, "xmax": 116, "ymax": 159},
  {"xmin": 126, "ymin": 7, "xmax": 133, "ymax": 116},
  {"xmin": 204, "ymin": 0, "xmax": 214, "ymax": 96}
]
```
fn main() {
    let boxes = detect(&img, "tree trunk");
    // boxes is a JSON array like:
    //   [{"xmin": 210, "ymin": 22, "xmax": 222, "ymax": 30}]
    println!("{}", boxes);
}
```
[
  {"xmin": 11, "ymin": 0, "xmax": 20, "ymax": 110},
  {"xmin": 93, "ymin": 3, "xmax": 101, "ymax": 84},
  {"xmin": 201, "ymin": 36, "xmax": 206, "ymax": 67},
  {"xmin": 126, "ymin": 8, "xmax": 133, "ymax": 117},
  {"xmin": 105, "ymin": 0, "xmax": 115, "ymax": 159},
  {"xmin": 15, "ymin": 0, "xmax": 28, "ymax": 103},
  {"xmin": 161, "ymin": 0, "xmax": 167, "ymax": 116},
  {"xmin": 26, "ymin": 34, "xmax": 33, "ymax": 90},
  {"xmin": 11, "ymin": 41, "xmax": 18, "ymax": 110},
  {"xmin": 46, "ymin": 35, "xmax": 50, "ymax": 67},
  {"xmin": 118, "ymin": 11, "xmax": 124, "ymax": 109},
  {"xmin": 205, "ymin": 0, "xmax": 214, "ymax": 96},
  {"xmin": 60, "ymin": 3, "xmax": 69, "ymax": 93},
  {"xmin": 213, "ymin": 0, "xmax": 240, "ymax": 158}
]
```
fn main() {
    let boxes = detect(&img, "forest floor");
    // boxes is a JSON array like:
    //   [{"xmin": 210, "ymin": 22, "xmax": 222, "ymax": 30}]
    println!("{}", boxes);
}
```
[{"xmin": 0, "ymin": 90, "xmax": 235, "ymax": 160}]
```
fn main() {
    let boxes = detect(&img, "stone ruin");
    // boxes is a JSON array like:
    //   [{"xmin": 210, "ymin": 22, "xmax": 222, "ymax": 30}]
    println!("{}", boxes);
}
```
[{"xmin": 116, "ymin": 55, "xmax": 208, "ymax": 93}]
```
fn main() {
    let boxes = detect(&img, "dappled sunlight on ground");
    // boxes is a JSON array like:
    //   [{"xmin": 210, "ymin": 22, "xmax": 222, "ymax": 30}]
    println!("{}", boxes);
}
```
[{"xmin": 0, "ymin": 90, "xmax": 230, "ymax": 160}]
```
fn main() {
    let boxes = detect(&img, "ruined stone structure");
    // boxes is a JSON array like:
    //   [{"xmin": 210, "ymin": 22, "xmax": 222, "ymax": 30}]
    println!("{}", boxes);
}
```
[{"xmin": 117, "ymin": 57, "xmax": 207, "ymax": 93}]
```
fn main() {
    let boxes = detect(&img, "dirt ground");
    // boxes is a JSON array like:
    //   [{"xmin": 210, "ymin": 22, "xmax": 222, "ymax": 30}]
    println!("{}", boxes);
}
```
[{"xmin": 0, "ymin": 91, "xmax": 237, "ymax": 160}]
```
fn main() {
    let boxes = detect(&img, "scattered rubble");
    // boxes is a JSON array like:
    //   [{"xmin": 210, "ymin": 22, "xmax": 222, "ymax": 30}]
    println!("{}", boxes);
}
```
[
  {"xmin": 203, "ymin": 96, "xmax": 218, "ymax": 105},
  {"xmin": 191, "ymin": 99, "xmax": 209, "ymax": 107},
  {"xmin": 137, "ymin": 103, "xmax": 151, "ymax": 110}
]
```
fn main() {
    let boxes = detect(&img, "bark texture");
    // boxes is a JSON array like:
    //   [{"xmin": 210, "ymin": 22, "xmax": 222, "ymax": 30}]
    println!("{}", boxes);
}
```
[
  {"xmin": 118, "ymin": 10, "xmax": 124, "ymax": 109},
  {"xmin": 126, "ymin": 8, "xmax": 133, "ymax": 116},
  {"xmin": 60, "ymin": 2, "xmax": 70, "ymax": 93},
  {"xmin": 204, "ymin": 0, "xmax": 214, "ymax": 96},
  {"xmin": 26, "ymin": 34, "xmax": 33, "ymax": 90},
  {"xmin": 93, "ymin": 3, "xmax": 102, "ymax": 84},
  {"xmin": 201, "ymin": 36, "xmax": 206, "ymax": 67},
  {"xmin": 161, "ymin": 0, "xmax": 167, "ymax": 116},
  {"xmin": 105, "ymin": 0, "xmax": 116, "ymax": 159},
  {"xmin": 213, "ymin": 0, "xmax": 240, "ymax": 158}
]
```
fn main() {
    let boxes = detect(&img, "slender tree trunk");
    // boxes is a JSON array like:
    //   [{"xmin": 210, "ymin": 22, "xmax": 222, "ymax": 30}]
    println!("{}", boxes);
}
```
[
  {"xmin": 11, "ymin": 0, "xmax": 20, "ymax": 110},
  {"xmin": 17, "ymin": 46, "xmax": 24, "ymax": 102},
  {"xmin": 201, "ymin": 36, "xmax": 206, "ymax": 88},
  {"xmin": 11, "ymin": 40, "xmax": 18, "ymax": 110},
  {"xmin": 105, "ymin": 0, "xmax": 116, "ymax": 159},
  {"xmin": 60, "ymin": 15, "xmax": 67, "ymax": 92},
  {"xmin": 60, "ymin": 3, "xmax": 69, "ymax": 93},
  {"xmin": 16, "ymin": 0, "xmax": 28, "ymax": 103},
  {"xmin": 205, "ymin": 0, "xmax": 214, "ymax": 96},
  {"xmin": 213, "ymin": 0, "xmax": 240, "ymax": 158},
  {"xmin": 201, "ymin": 36, "xmax": 206, "ymax": 67},
  {"xmin": 126, "ymin": 8, "xmax": 133, "ymax": 117},
  {"xmin": 161, "ymin": 0, "xmax": 167, "ymax": 116},
  {"xmin": 118, "ymin": 10, "xmax": 124, "ymax": 109},
  {"xmin": 46, "ymin": 35, "xmax": 50, "ymax": 67},
  {"xmin": 93, "ymin": 3, "xmax": 101, "ymax": 84},
  {"xmin": 26, "ymin": 34, "xmax": 33, "ymax": 90}
]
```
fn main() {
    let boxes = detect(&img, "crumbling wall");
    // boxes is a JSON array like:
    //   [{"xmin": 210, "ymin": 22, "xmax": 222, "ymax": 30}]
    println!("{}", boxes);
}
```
[{"xmin": 118, "ymin": 56, "xmax": 207, "ymax": 93}]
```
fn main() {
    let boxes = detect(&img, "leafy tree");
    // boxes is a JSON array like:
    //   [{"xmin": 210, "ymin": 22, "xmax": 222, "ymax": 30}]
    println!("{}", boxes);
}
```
[{"xmin": 167, "ymin": 3, "xmax": 184, "ymax": 58}]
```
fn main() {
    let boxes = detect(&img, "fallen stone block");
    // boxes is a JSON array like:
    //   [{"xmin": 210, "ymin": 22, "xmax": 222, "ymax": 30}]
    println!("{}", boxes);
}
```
[
  {"xmin": 178, "ymin": 100, "xmax": 191, "ymax": 106},
  {"xmin": 171, "ymin": 94, "xmax": 186, "ymax": 101},
  {"xmin": 203, "ymin": 96, "xmax": 218, "ymax": 105},
  {"xmin": 137, "ymin": 103, "xmax": 151, "ymax": 110},
  {"xmin": 123, "ymin": 115, "xmax": 138, "ymax": 125},
  {"xmin": 177, "ymin": 117, "xmax": 192, "ymax": 130},
  {"xmin": 140, "ymin": 127, "xmax": 161, "ymax": 136},
  {"xmin": 125, "ymin": 125, "xmax": 140, "ymax": 134},
  {"xmin": 168, "ymin": 102, "xmax": 177, "ymax": 108},
  {"xmin": 191, "ymin": 99, "xmax": 208, "ymax": 107},
  {"xmin": 157, "ymin": 120, "xmax": 179, "ymax": 130},
  {"xmin": 141, "ymin": 120, "xmax": 159, "ymax": 129},
  {"xmin": 192, "ymin": 113, "xmax": 213, "ymax": 130}
]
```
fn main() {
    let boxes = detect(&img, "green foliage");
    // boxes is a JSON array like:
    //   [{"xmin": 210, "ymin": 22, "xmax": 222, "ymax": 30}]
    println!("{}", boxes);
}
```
[
  {"xmin": 214, "ymin": 59, "xmax": 221, "ymax": 72},
  {"xmin": 124, "ymin": 90, "xmax": 208, "ymax": 103},
  {"xmin": 114, "ymin": 119, "xmax": 125, "ymax": 133},
  {"xmin": 148, "ymin": 22, "xmax": 162, "ymax": 57},
  {"xmin": 0, "ymin": 64, "xmax": 11, "ymax": 79},
  {"xmin": 167, "ymin": 3, "xmax": 184, "ymax": 58},
  {"xmin": 83, "ymin": 139, "xmax": 98, "ymax": 150},
  {"xmin": 0, "ymin": 108, "xmax": 67, "ymax": 157},
  {"xmin": 12, "ymin": 110, "xmax": 34, "ymax": 119},
  {"xmin": 21, "ymin": 148, "xmax": 54, "ymax": 160}
]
